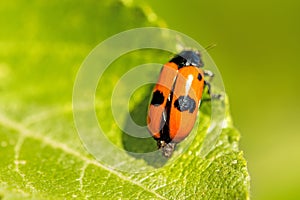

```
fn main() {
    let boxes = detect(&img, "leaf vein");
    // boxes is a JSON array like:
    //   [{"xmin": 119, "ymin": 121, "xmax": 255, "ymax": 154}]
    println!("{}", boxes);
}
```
[
  {"xmin": 13, "ymin": 135, "xmax": 37, "ymax": 194},
  {"xmin": 0, "ymin": 113, "xmax": 166, "ymax": 199}
]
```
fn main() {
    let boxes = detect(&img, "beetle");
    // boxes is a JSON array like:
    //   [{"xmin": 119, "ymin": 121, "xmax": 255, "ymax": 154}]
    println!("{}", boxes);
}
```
[{"xmin": 147, "ymin": 50, "xmax": 215, "ymax": 157}]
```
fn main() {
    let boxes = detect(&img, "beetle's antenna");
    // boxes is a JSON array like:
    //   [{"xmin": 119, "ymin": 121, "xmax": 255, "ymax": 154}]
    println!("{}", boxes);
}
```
[
  {"xmin": 175, "ymin": 37, "xmax": 217, "ymax": 55},
  {"xmin": 196, "ymin": 43, "xmax": 217, "ymax": 56},
  {"xmin": 204, "ymin": 43, "xmax": 217, "ymax": 52}
]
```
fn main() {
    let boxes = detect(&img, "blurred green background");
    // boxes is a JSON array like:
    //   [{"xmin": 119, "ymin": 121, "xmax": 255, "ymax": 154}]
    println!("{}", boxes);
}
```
[{"xmin": 147, "ymin": 0, "xmax": 300, "ymax": 199}]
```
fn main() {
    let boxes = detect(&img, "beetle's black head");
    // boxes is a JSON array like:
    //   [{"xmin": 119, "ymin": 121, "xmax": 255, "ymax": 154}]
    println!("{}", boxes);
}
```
[{"xmin": 170, "ymin": 50, "xmax": 204, "ymax": 68}]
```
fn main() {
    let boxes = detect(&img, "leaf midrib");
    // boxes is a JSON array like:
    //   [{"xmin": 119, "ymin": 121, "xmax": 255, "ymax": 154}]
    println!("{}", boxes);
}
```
[{"xmin": 0, "ymin": 112, "xmax": 166, "ymax": 199}]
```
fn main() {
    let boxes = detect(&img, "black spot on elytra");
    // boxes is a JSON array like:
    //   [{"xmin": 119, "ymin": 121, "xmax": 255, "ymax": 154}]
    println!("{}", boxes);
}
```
[
  {"xmin": 198, "ymin": 73, "xmax": 203, "ymax": 81},
  {"xmin": 150, "ymin": 90, "xmax": 164, "ymax": 106},
  {"xmin": 174, "ymin": 96, "xmax": 196, "ymax": 113}
]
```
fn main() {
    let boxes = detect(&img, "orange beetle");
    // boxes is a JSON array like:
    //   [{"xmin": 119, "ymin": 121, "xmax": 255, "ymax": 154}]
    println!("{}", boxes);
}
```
[{"xmin": 147, "ymin": 50, "xmax": 212, "ymax": 157}]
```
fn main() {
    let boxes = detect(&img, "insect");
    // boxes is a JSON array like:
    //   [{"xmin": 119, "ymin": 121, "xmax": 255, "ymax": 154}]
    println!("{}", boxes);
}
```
[{"xmin": 147, "ymin": 50, "xmax": 216, "ymax": 157}]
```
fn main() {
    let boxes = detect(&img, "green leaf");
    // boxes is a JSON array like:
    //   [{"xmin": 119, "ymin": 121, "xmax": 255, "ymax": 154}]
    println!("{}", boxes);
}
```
[{"xmin": 0, "ymin": 0, "xmax": 250, "ymax": 199}]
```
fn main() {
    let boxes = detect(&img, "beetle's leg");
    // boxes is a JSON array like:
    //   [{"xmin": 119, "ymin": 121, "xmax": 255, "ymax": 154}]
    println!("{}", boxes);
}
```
[
  {"xmin": 204, "ymin": 80, "xmax": 212, "ymax": 96},
  {"xmin": 204, "ymin": 70, "xmax": 214, "ymax": 82},
  {"xmin": 201, "ymin": 80, "xmax": 222, "ymax": 102}
]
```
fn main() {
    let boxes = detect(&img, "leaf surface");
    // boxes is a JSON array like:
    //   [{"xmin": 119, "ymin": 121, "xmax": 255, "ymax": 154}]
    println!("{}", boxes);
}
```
[{"xmin": 0, "ymin": 0, "xmax": 250, "ymax": 199}]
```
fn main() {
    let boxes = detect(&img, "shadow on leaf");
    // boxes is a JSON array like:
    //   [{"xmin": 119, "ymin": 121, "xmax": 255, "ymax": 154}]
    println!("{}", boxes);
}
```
[{"xmin": 121, "ymin": 84, "xmax": 169, "ymax": 167}]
